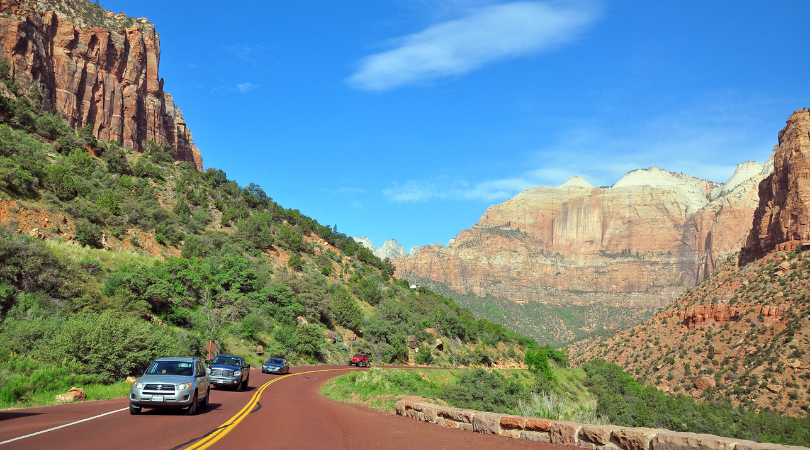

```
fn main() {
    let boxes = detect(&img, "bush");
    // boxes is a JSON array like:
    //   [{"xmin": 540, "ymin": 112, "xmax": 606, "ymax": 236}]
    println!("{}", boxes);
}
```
[
  {"xmin": 414, "ymin": 344, "xmax": 433, "ymax": 365},
  {"xmin": 440, "ymin": 368, "xmax": 527, "ymax": 414},
  {"xmin": 75, "ymin": 220, "xmax": 103, "ymax": 248},
  {"xmin": 34, "ymin": 310, "xmax": 186, "ymax": 383}
]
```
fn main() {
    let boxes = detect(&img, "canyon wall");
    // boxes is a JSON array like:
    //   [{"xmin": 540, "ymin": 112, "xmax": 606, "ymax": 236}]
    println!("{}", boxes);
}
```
[
  {"xmin": 396, "ymin": 164, "xmax": 770, "ymax": 308},
  {"xmin": 740, "ymin": 109, "xmax": 810, "ymax": 263},
  {"xmin": 0, "ymin": 0, "xmax": 202, "ymax": 170}
]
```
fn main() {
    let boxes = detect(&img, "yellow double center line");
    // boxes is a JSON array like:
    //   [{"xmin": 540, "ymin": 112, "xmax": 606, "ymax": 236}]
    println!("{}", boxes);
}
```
[{"xmin": 183, "ymin": 368, "xmax": 352, "ymax": 450}]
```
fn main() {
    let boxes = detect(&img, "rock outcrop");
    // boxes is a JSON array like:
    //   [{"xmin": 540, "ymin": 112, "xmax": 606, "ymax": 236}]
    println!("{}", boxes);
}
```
[
  {"xmin": 353, "ymin": 237, "xmax": 409, "ymax": 260},
  {"xmin": 0, "ymin": 0, "xmax": 202, "ymax": 170},
  {"xmin": 396, "ymin": 165, "xmax": 770, "ymax": 308},
  {"xmin": 740, "ymin": 109, "xmax": 810, "ymax": 263}
]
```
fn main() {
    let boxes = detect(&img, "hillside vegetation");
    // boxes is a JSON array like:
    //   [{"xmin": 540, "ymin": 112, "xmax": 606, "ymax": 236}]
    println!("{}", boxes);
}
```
[
  {"xmin": 572, "ymin": 249, "xmax": 810, "ymax": 418},
  {"xmin": 0, "ymin": 67, "xmax": 536, "ymax": 408},
  {"xmin": 407, "ymin": 275, "xmax": 655, "ymax": 347}
]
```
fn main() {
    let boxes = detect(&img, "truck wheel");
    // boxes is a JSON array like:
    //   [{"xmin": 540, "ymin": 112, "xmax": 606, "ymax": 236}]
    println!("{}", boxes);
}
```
[
  {"xmin": 236, "ymin": 378, "xmax": 244, "ymax": 392},
  {"xmin": 129, "ymin": 403, "xmax": 141, "ymax": 415}
]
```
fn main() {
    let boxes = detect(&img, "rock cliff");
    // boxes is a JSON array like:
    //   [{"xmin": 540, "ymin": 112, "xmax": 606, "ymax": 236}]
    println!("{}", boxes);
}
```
[
  {"xmin": 0, "ymin": 0, "xmax": 202, "ymax": 170},
  {"xmin": 353, "ymin": 236, "xmax": 409, "ymax": 261},
  {"xmin": 396, "ymin": 164, "xmax": 770, "ymax": 308},
  {"xmin": 740, "ymin": 109, "xmax": 810, "ymax": 263},
  {"xmin": 569, "ymin": 111, "xmax": 810, "ymax": 417}
]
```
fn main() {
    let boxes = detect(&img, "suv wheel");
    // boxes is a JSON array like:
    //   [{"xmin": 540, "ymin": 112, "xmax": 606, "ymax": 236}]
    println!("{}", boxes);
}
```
[
  {"xmin": 185, "ymin": 391, "xmax": 198, "ymax": 415},
  {"xmin": 200, "ymin": 387, "xmax": 210, "ymax": 410},
  {"xmin": 129, "ymin": 403, "xmax": 141, "ymax": 415}
]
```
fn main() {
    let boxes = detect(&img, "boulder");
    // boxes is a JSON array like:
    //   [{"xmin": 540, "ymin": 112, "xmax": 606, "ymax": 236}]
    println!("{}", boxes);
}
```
[
  {"xmin": 694, "ymin": 377, "xmax": 715, "ymax": 391},
  {"xmin": 407, "ymin": 335, "xmax": 417, "ymax": 349},
  {"xmin": 55, "ymin": 387, "xmax": 86, "ymax": 403},
  {"xmin": 324, "ymin": 331, "xmax": 336, "ymax": 343}
]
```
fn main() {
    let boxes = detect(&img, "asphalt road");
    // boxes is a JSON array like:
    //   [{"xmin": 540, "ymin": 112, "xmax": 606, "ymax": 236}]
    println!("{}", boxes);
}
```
[{"xmin": 0, "ymin": 365, "xmax": 571, "ymax": 450}]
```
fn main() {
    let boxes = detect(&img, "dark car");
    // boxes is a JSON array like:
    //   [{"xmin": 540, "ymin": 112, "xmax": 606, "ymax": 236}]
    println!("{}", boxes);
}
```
[
  {"xmin": 207, "ymin": 354, "xmax": 250, "ymax": 391},
  {"xmin": 349, "ymin": 353, "xmax": 370, "ymax": 367},
  {"xmin": 262, "ymin": 358, "xmax": 290, "ymax": 374},
  {"xmin": 130, "ymin": 357, "xmax": 210, "ymax": 415}
]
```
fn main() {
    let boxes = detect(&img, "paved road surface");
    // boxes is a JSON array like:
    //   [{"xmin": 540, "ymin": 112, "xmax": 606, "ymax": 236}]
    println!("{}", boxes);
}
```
[{"xmin": 0, "ymin": 365, "xmax": 571, "ymax": 450}]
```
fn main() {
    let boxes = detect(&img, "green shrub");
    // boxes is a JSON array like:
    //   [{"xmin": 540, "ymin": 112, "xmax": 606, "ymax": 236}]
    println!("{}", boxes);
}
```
[
  {"xmin": 46, "ymin": 165, "xmax": 77, "ymax": 200},
  {"xmin": 75, "ymin": 220, "xmax": 103, "ymax": 248}
]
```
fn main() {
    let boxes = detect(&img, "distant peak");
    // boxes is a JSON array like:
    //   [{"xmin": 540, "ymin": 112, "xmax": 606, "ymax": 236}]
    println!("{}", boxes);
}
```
[{"xmin": 559, "ymin": 176, "xmax": 593, "ymax": 188}]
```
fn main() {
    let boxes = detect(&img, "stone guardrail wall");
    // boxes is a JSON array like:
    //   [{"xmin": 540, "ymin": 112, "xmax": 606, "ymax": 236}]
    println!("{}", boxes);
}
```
[{"xmin": 395, "ymin": 401, "xmax": 809, "ymax": 450}]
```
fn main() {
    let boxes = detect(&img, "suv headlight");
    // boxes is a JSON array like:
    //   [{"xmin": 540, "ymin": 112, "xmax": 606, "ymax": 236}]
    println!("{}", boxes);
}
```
[
  {"xmin": 133, "ymin": 382, "xmax": 144, "ymax": 389},
  {"xmin": 233, "ymin": 370, "xmax": 242, "ymax": 377},
  {"xmin": 177, "ymin": 382, "xmax": 192, "ymax": 390}
]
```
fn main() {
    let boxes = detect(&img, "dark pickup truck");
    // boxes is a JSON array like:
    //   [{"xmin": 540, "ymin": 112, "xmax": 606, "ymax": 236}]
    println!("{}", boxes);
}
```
[{"xmin": 207, "ymin": 354, "xmax": 250, "ymax": 391}]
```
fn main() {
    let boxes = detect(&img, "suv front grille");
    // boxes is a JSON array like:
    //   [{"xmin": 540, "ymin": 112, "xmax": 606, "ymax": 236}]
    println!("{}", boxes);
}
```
[
  {"xmin": 211, "ymin": 369, "xmax": 234, "ymax": 377},
  {"xmin": 144, "ymin": 384, "xmax": 176, "ymax": 392}
]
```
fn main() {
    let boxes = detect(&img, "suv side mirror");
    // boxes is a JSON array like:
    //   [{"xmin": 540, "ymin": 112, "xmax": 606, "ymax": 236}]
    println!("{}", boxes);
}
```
[
  {"xmin": 136, "ymin": 369, "xmax": 144, "ymax": 376},
  {"xmin": 205, "ymin": 360, "xmax": 211, "ymax": 365},
  {"xmin": 246, "ymin": 364, "xmax": 251, "ymax": 369}
]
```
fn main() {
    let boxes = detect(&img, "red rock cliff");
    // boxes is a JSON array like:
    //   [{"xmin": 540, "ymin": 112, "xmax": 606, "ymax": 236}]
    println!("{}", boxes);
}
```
[
  {"xmin": 0, "ymin": 0, "xmax": 202, "ymax": 171},
  {"xmin": 396, "ymin": 165, "xmax": 769, "ymax": 308},
  {"xmin": 741, "ymin": 109, "xmax": 810, "ymax": 263}
]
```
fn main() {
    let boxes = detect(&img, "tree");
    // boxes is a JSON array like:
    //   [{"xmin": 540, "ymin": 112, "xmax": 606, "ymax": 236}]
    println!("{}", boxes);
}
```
[
  {"xmin": 197, "ymin": 290, "xmax": 237, "ymax": 346},
  {"xmin": 46, "ymin": 165, "xmax": 76, "ymax": 200},
  {"xmin": 294, "ymin": 323, "xmax": 322, "ymax": 359},
  {"xmin": 329, "ymin": 287, "xmax": 362, "ymax": 332}
]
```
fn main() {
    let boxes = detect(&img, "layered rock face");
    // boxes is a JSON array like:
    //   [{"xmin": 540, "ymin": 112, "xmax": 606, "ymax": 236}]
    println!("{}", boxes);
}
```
[
  {"xmin": 396, "ymin": 164, "xmax": 770, "ymax": 307},
  {"xmin": 0, "ymin": 0, "xmax": 202, "ymax": 170},
  {"xmin": 740, "ymin": 109, "xmax": 810, "ymax": 263}
]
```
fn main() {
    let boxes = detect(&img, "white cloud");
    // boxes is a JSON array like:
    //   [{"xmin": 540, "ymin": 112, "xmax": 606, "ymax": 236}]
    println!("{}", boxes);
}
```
[
  {"xmin": 383, "ymin": 176, "xmax": 535, "ymax": 202},
  {"xmin": 236, "ymin": 82, "xmax": 259, "ymax": 93},
  {"xmin": 383, "ymin": 106, "xmax": 775, "ymax": 203},
  {"xmin": 347, "ymin": 1, "xmax": 601, "ymax": 91},
  {"xmin": 320, "ymin": 186, "xmax": 368, "ymax": 195}
]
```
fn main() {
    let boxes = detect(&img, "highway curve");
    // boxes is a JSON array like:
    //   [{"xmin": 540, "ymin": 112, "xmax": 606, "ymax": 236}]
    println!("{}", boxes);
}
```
[{"xmin": 0, "ymin": 365, "xmax": 571, "ymax": 450}]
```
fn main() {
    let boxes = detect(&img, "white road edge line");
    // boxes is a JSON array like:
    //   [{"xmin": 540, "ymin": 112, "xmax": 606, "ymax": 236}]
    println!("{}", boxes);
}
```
[{"xmin": 0, "ymin": 407, "xmax": 128, "ymax": 445}]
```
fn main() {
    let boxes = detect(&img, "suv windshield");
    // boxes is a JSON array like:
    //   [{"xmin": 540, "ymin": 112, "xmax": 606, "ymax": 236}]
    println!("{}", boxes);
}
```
[
  {"xmin": 212, "ymin": 355, "xmax": 242, "ymax": 366},
  {"xmin": 146, "ymin": 360, "xmax": 195, "ymax": 376},
  {"xmin": 267, "ymin": 358, "xmax": 284, "ymax": 364},
  {"xmin": 353, "ymin": 354, "xmax": 365, "ymax": 358}
]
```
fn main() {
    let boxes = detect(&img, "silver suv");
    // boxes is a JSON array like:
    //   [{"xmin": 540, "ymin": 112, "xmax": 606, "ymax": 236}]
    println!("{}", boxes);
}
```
[{"xmin": 130, "ymin": 357, "xmax": 210, "ymax": 415}]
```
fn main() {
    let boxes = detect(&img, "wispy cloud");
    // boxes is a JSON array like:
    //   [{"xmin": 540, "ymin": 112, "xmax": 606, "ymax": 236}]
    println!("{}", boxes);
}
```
[
  {"xmin": 224, "ymin": 44, "xmax": 266, "ymax": 66},
  {"xmin": 236, "ymin": 82, "xmax": 259, "ymax": 93},
  {"xmin": 383, "ymin": 176, "xmax": 535, "ymax": 202},
  {"xmin": 383, "ymin": 106, "xmax": 775, "ymax": 203},
  {"xmin": 347, "ymin": 1, "xmax": 601, "ymax": 91},
  {"xmin": 321, "ymin": 186, "xmax": 368, "ymax": 195}
]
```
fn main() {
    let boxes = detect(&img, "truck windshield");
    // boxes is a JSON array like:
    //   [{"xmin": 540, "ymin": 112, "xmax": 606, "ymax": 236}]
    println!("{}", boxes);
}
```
[{"xmin": 212, "ymin": 356, "xmax": 241, "ymax": 366}]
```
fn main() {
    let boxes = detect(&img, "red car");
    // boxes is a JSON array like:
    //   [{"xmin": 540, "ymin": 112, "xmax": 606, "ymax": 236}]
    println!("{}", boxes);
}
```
[{"xmin": 349, "ymin": 353, "xmax": 370, "ymax": 367}]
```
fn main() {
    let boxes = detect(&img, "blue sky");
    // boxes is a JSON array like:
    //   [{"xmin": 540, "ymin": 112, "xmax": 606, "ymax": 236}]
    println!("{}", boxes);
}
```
[{"xmin": 102, "ymin": 0, "xmax": 809, "ymax": 251}]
